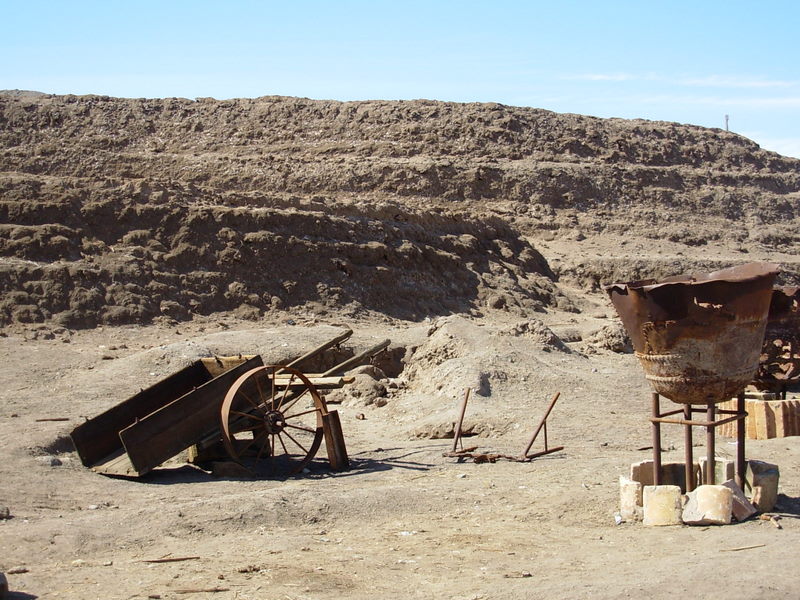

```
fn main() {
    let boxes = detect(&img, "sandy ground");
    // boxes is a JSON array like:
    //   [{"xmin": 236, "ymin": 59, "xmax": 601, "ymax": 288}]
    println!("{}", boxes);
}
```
[{"xmin": 1, "ymin": 303, "xmax": 798, "ymax": 600}]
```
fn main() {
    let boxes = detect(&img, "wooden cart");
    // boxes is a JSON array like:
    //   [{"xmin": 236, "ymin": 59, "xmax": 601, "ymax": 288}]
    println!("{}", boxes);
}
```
[{"xmin": 69, "ymin": 330, "xmax": 380, "ymax": 478}]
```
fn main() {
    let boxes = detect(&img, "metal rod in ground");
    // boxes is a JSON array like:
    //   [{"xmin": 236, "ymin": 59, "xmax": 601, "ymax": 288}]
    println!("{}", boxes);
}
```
[
  {"xmin": 736, "ymin": 392, "xmax": 746, "ymax": 490},
  {"xmin": 452, "ymin": 388, "xmax": 471, "ymax": 453},
  {"xmin": 652, "ymin": 393, "xmax": 662, "ymax": 486},
  {"xmin": 706, "ymin": 403, "xmax": 716, "ymax": 485},
  {"xmin": 519, "ymin": 392, "xmax": 561, "ymax": 458},
  {"xmin": 321, "ymin": 339, "xmax": 391, "ymax": 376},
  {"xmin": 684, "ymin": 404, "xmax": 694, "ymax": 493}
]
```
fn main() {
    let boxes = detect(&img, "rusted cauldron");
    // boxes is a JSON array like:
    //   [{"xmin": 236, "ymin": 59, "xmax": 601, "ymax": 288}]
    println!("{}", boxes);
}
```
[
  {"xmin": 754, "ymin": 286, "xmax": 800, "ymax": 392},
  {"xmin": 606, "ymin": 263, "xmax": 778, "ymax": 405}
]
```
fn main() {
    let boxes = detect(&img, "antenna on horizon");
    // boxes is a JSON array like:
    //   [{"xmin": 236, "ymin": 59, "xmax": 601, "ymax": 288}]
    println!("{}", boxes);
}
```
[{"xmin": 725, "ymin": 114, "xmax": 729, "ymax": 131}]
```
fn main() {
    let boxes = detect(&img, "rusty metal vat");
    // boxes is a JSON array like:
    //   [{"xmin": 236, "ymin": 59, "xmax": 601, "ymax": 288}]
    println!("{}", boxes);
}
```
[
  {"xmin": 754, "ymin": 286, "xmax": 800, "ymax": 392},
  {"xmin": 606, "ymin": 263, "xmax": 778, "ymax": 405}
]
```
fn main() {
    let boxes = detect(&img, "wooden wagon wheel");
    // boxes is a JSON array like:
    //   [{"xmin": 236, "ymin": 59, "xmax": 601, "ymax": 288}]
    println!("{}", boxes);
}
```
[{"xmin": 220, "ymin": 365, "xmax": 327, "ymax": 474}]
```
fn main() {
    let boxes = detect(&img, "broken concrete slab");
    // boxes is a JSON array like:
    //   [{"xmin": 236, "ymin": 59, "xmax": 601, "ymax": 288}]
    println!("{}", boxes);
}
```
[
  {"xmin": 682, "ymin": 485, "xmax": 733, "ymax": 525},
  {"xmin": 746, "ymin": 460, "xmax": 780, "ymax": 511},
  {"xmin": 698, "ymin": 457, "xmax": 735, "ymax": 485},
  {"xmin": 631, "ymin": 460, "xmax": 699, "ymax": 493},
  {"xmin": 619, "ymin": 476, "xmax": 643, "ymax": 521},
  {"xmin": 721, "ymin": 479, "xmax": 757, "ymax": 522},
  {"xmin": 643, "ymin": 485, "xmax": 682, "ymax": 526}
]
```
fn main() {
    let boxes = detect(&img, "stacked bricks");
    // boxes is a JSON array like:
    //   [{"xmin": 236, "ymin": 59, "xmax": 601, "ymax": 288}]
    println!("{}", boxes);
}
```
[{"xmin": 718, "ymin": 396, "xmax": 800, "ymax": 439}]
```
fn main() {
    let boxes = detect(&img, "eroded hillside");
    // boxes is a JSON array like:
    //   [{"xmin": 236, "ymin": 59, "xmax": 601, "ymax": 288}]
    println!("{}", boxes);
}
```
[{"xmin": 1, "ymin": 92, "xmax": 798, "ymax": 326}]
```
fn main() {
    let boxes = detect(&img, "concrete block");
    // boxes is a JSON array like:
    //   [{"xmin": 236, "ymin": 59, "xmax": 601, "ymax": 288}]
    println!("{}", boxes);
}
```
[
  {"xmin": 746, "ymin": 460, "xmax": 780, "ymax": 511},
  {"xmin": 721, "ymin": 479, "xmax": 757, "ymax": 522},
  {"xmin": 682, "ymin": 485, "xmax": 732, "ymax": 525},
  {"xmin": 699, "ymin": 457, "xmax": 735, "ymax": 485},
  {"xmin": 643, "ymin": 485, "xmax": 683, "ymax": 527},
  {"xmin": 631, "ymin": 460, "xmax": 699, "ymax": 493},
  {"xmin": 619, "ymin": 476, "xmax": 643, "ymax": 521}
]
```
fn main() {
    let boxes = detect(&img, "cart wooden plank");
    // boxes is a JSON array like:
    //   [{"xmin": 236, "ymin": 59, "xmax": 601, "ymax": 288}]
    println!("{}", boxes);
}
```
[
  {"xmin": 71, "ymin": 361, "xmax": 212, "ymax": 468},
  {"xmin": 90, "ymin": 448, "xmax": 138, "ymax": 477},
  {"xmin": 119, "ymin": 356, "xmax": 264, "ymax": 476}
]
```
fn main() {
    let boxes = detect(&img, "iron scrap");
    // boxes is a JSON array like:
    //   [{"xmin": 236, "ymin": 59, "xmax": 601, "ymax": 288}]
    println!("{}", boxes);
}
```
[{"xmin": 443, "ymin": 389, "xmax": 564, "ymax": 463}]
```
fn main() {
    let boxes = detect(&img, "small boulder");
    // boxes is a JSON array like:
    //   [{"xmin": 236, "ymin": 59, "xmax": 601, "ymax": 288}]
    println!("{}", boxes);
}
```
[{"xmin": 682, "ymin": 485, "xmax": 733, "ymax": 525}]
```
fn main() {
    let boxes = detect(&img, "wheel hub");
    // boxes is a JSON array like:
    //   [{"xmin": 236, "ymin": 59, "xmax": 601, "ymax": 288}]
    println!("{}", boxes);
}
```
[{"xmin": 263, "ymin": 409, "xmax": 285, "ymax": 434}]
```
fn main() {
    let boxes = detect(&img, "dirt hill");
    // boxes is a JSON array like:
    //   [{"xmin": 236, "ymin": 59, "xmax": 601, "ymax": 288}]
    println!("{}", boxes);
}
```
[{"xmin": 1, "ymin": 92, "xmax": 799, "ymax": 327}]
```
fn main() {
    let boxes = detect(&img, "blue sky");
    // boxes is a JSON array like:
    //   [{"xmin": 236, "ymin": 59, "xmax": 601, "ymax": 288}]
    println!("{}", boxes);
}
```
[{"xmin": 3, "ymin": 0, "xmax": 799, "ymax": 157}]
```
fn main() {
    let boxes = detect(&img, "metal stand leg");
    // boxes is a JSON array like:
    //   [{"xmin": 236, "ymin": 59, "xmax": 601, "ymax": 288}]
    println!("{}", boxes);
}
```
[
  {"xmin": 706, "ymin": 404, "xmax": 716, "ymax": 484},
  {"xmin": 684, "ymin": 404, "xmax": 694, "ymax": 492},
  {"xmin": 652, "ymin": 393, "xmax": 662, "ymax": 485},
  {"xmin": 736, "ymin": 392, "xmax": 746, "ymax": 489}
]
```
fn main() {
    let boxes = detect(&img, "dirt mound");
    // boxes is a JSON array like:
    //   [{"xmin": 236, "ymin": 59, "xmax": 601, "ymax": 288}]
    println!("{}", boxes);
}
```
[
  {"xmin": 1, "ymin": 93, "xmax": 799, "ymax": 327},
  {"xmin": 0, "ymin": 188, "xmax": 572, "ymax": 325}
]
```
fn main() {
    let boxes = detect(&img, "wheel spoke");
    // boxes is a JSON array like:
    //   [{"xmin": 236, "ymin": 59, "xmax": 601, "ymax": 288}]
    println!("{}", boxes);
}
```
[
  {"xmin": 283, "ymin": 407, "xmax": 320, "ymax": 421},
  {"xmin": 282, "ymin": 429, "xmax": 309, "ymax": 455},
  {"xmin": 285, "ymin": 422, "xmax": 317, "ymax": 435},
  {"xmin": 279, "ymin": 387, "xmax": 310, "ymax": 415},
  {"xmin": 238, "ymin": 390, "xmax": 265, "ymax": 415},
  {"xmin": 276, "ymin": 373, "xmax": 296, "ymax": 410},
  {"xmin": 255, "ymin": 372, "xmax": 267, "ymax": 407},
  {"xmin": 277, "ymin": 432, "xmax": 290, "ymax": 456},
  {"xmin": 270, "ymin": 367, "xmax": 277, "ymax": 410},
  {"xmin": 230, "ymin": 410, "xmax": 263, "ymax": 421}
]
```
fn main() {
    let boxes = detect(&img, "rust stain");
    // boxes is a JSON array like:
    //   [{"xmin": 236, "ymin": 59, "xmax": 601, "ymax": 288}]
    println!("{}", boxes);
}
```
[{"xmin": 605, "ymin": 263, "xmax": 778, "ymax": 405}]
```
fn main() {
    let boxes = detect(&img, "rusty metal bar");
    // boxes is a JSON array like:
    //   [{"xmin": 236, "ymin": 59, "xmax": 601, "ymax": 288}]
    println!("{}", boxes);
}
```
[
  {"xmin": 651, "ymin": 413, "xmax": 743, "ymax": 428},
  {"xmin": 452, "ymin": 388, "xmax": 471, "ymax": 453},
  {"xmin": 736, "ymin": 392, "xmax": 747, "ymax": 489},
  {"xmin": 706, "ymin": 403, "xmax": 716, "ymax": 484},
  {"xmin": 652, "ymin": 393, "xmax": 662, "ymax": 486},
  {"xmin": 526, "ymin": 445, "xmax": 564, "ymax": 460},
  {"xmin": 684, "ymin": 404, "xmax": 694, "ymax": 492},
  {"xmin": 658, "ymin": 407, "xmax": 686, "ymax": 418},
  {"xmin": 520, "ymin": 392, "xmax": 561, "ymax": 458}
]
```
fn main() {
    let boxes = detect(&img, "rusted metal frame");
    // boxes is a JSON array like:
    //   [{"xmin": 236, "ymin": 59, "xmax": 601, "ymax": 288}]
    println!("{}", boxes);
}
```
[
  {"xmin": 651, "ymin": 413, "xmax": 742, "ymax": 428},
  {"xmin": 525, "ymin": 445, "xmax": 565, "ymax": 460},
  {"xmin": 706, "ymin": 404, "xmax": 716, "ymax": 484},
  {"xmin": 652, "ymin": 393, "xmax": 662, "ymax": 486},
  {"xmin": 736, "ymin": 392, "xmax": 747, "ymax": 489},
  {"xmin": 684, "ymin": 404, "xmax": 694, "ymax": 492},
  {"xmin": 650, "ymin": 393, "xmax": 748, "ymax": 488},
  {"xmin": 451, "ymin": 388, "xmax": 471, "ymax": 453},
  {"xmin": 520, "ymin": 392, "xmax": 561, "ymax": 459}
]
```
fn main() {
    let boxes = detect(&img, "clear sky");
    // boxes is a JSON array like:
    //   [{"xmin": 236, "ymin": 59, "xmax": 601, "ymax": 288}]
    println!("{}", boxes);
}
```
[{"xmin": 3, "ymin": 0, "xmax": 799, "ymax": 157}]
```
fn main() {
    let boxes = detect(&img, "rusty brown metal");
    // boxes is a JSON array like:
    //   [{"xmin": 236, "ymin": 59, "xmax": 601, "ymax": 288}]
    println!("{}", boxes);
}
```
[
  {"xmin": 649, "ymin": 392, "xmax": 747, "ymax": 490},
  {"xmin": 451, "ymin": 388, "xmax": 471, "ymax": 453},
  {"xmin": 443, "ymin": 390, "xmax": 564, "ymax": 464},
  {"xmin": 754, "ymin": 286, "xmax": 800, "ymax": 394},
  {"xmin": 606, "ymin": 262, "xmax": 778, "ymax": 405},
  {"xmin": 519, "ymin": 392, "xmax": 561, "ymax": 459}
]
